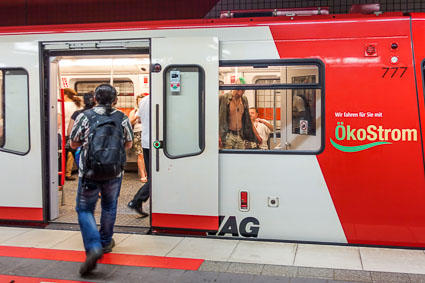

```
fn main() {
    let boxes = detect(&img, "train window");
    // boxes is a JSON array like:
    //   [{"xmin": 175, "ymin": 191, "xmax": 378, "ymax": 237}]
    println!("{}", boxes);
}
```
[
  {"xmin": 75, "ymin": 80, "xmax": 134, "ymax": 109},
  {"xmin": 255, "ymin": 78, "xmax": 281, "ymax": 130},
  {"xmin": 219, "ymin": 61, "xmax": 323, "ymax": 153},
  {"xmin": 163, "ymin": 65, "xmax": 205, "ymax": 158},
  {"xmin": 0, "ymin": 69, "xmax": 30, "ymax": 154}
]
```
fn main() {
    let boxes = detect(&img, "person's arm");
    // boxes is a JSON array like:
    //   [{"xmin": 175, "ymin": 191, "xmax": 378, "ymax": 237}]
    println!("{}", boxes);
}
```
[
  {"xmin": 122, "ymin": 115, "xmax": 134, "ymax": 150},
  {"xmin": 258, "ymin": 118, "xmax": 274, "ymax": 131},
  {"xmin": 129, "ymin": 109, "xmax": 138, "ymax": 125},
  {"xmin": 124, "ymin": 141, "xmax": 133, "ymax": 150},
  {"xmin": 252, "ymin": 123, "xmax": 262, "ymax": 144},
  {"xmin": 69, "ymin": 114, "xmax": 83, "ymax": 149}
]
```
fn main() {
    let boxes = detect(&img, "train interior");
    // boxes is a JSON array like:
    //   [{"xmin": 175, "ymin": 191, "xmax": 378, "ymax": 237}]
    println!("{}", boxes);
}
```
[{"xmin": 51, "ymin": 54, "xmax": 151, "ymax": 227}]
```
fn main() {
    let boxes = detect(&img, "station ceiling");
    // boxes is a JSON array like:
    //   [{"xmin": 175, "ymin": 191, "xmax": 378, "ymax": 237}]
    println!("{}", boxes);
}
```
[{"xmin": 0, "ymin": 0, "xmax": 220, "ymax": 26}]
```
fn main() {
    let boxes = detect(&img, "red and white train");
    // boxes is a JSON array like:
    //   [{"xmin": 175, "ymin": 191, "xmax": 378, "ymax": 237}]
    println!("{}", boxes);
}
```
[{"xmin": 0, "ymin": 8, "xmax": 425, "ymax": 248}]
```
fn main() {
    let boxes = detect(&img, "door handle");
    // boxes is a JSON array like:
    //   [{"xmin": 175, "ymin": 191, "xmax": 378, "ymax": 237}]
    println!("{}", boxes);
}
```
[
  {"xmin": 153, "ymin": 140, "xmax": 163, "ymax": 149},
  {"xmin": 155, "ymin": 104, "xmax": 160, "ymax": 172}
]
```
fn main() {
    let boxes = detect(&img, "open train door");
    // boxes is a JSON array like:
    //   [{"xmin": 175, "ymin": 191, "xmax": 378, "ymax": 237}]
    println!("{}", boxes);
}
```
[{"xmin": 150, "ymin": 37, "xmax": 219, "ymax": 232}]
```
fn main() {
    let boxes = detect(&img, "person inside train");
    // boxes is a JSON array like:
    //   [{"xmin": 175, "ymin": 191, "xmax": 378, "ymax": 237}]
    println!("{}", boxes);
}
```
[
  {"xmin": 67, "ymin": 91, "xmax": 95, "ymax": 167},
  {"xmin": 70, "ymin": 84, "xmax": 133, "ymax": 275},
  {"xmin": 127, "ymin": 93, "xmax": 150, "ymax": 217},
  {"xmin": 219, "ymin": 77, "xmax": 261, "ymax": 149},
  {"xmin": 292, "ymin": 91, "xmax": 306, "ymax": 134},
  {"xmin": 129, "ymin": 93, "xmax": 148, "ymax": 183},
  {"xmin": 59, "ymin": 88, "xmax": 82, "ymax": 181},
  {"xmin": 249, "ymin": 107, "xmax": 273, "ymax": 150}
]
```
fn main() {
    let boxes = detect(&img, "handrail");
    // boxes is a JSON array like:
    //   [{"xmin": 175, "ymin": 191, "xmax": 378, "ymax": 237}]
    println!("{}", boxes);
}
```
[{"xmin": 57, "ymin": 88, "xmax": 65, "ymax": 187}]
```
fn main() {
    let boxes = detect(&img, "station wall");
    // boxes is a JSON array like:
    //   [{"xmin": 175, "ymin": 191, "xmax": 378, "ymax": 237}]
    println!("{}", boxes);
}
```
[{"xmin": 206, "ymin": 0, "xmax": 425, "ymax": 18}]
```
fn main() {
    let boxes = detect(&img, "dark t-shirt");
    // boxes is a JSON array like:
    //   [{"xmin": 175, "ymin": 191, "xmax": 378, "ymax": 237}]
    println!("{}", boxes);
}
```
[{"xmin": 71, "ymin": 109, "xmax": 84, "ymax": 121}]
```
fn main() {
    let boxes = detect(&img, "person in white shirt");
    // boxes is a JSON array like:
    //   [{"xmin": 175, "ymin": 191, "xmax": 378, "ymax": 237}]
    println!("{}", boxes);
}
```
[
  {"xmin": 249, "ymin": 107, "xmax": 273, "ymax": 150},
  {"xmin": 127, "ymin": 94, "xmax": 150, "ymax": 217}
]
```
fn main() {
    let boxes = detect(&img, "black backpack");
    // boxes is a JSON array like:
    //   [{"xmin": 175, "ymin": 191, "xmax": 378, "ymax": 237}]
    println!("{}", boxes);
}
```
[{"xmin": 84, "ymin": 109, "xmax": 126, "ymax": 181}]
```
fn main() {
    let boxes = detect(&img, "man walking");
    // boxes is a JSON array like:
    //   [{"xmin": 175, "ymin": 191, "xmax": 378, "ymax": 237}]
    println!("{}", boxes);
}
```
[{"xmin": 70, "ymin": 84, "xmax": 133, "ymax": 275}]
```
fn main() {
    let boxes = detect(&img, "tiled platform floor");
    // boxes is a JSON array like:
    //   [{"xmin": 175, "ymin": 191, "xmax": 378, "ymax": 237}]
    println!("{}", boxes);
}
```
[
  {"xmin": 56, "ymin": 172, "xmax": 150, "ymax": 227},
  {"xmin": 1, "ymin": 226, "xmax": 425, "ymax": 282}
]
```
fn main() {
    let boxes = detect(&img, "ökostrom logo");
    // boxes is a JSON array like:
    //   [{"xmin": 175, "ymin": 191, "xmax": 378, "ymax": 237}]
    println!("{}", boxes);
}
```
[{"xmin": 330, "ymin": 122, "xmax": 417, "ymax": 153}]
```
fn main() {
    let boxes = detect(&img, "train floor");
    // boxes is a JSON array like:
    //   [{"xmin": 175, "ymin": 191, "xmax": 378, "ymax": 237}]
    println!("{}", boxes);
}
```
[
  {"xmin": 1, "ymin": 227, "xmax": 425, "ymax": 283},
  {"xmin": 55, "ymin": 172, "xmax": 150, "ymax": 228}
]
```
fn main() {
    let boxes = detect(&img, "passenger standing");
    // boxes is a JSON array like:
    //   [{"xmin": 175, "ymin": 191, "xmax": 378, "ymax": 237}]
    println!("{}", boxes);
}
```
[
  {"xmin": 249, "ymin": 107, "xmax": 273, "ymax": 150},
  {"xmin": 127, "ymin": 94, "xmax": 150, "ymax": 217},
  {"xmin": 292, "ymin": 93, "xmax": 306, "ymax": 134},
  {"xmin": 129, "ymin": 94, "xmax": 148, "ymax": 183},
  {"xmin": 218, "ymin": 77, "xmax": 261, "ymax": 149},
  {"xmin": 67, "ymin": 91, "xmax": 95, "ymax": 167},
  {"xmin": 61, "ymin": 88, "xmax": 82, "ymax": 181},
  {"xmin": 70, "ymin": 84, "xmax": 133, "ymax": 275}
]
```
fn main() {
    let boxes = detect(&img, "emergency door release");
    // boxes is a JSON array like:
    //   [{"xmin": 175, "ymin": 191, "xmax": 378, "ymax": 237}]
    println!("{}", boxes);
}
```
[
  {"xmin": 239, "ymin": 190, "xmax": 250, "ymax": 212},
  {"xmin": 170, "ymin": 70, "xmax": 181, "ymax": 93}
]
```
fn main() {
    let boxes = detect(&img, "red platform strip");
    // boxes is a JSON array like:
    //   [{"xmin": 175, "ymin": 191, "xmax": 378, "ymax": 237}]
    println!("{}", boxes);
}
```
[
  {"xmin": 0, "ymin": 207, "xmax": 43, "ymax": 221},
  {"xmin": 0, "ymin": 274, "xmax": 88, "ymax": 283},
  {"xmin": 152, "ymin": 213, "xmax": 218, "ymax": 230},
  {"xmin": 0, "ymin": 246, "xmax": 203, "ymax": 271}
]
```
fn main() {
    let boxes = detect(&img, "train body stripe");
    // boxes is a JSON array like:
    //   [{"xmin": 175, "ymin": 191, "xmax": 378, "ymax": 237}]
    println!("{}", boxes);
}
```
[
  {"xmin": 0, "ymin": 207, "xmax": 43, "ymax": 221},
  {"xmin": 152, "ymin": 213, "xmax": 219, "ymax": 231}
]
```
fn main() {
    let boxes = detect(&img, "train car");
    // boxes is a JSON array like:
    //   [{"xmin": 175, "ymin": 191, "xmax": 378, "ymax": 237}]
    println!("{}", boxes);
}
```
[{"xmin": 0, "ymin": 8, "xmax": 425, "ymax": 248}]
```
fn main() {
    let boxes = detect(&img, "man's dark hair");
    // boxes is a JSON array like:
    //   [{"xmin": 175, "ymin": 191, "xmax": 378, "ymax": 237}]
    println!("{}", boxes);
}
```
[
  {"xmin": 249, "ymin": 107, "xmax": 258, "ymax": 113},
  {"xmin": 95, "ymin": 84, "xmax": 117, "ymax": 114}
]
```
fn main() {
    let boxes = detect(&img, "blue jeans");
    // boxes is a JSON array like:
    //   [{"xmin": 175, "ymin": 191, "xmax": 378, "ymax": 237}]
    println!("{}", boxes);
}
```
[{"xmin": 76, "ymin": 177, "xmax": 122, "ymax": 253}]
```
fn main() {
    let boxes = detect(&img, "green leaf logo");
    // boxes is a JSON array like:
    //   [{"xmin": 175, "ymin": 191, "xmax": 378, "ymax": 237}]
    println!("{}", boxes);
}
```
[{"xmin": 330, "ymin": 138, "xmax": 391, "ymax": 153}]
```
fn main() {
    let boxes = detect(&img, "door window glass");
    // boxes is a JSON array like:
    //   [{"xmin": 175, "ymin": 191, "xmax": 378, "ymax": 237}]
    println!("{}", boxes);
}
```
[
  {"xmin": 0, "ymin": 69, "xmax": 30, "ymax": 153},
  {"xmin": 164, "ymin": 65, "xmax": 205, "ymax": 158}
]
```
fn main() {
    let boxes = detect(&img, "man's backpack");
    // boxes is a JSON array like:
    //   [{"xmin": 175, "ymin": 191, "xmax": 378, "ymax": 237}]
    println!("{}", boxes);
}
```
[{"xmin": 84, "ymin": 109, "xmax": 126, "ymax": 181}]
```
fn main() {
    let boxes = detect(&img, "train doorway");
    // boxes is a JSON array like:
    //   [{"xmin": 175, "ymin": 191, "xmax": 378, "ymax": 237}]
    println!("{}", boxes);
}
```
[{"xmin": 41, "ymin": 40, "xmax": 151, "ymax": 228}]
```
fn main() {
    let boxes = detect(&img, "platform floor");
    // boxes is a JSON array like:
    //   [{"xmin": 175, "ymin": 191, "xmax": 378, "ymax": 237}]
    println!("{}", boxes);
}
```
[{"xmin": 1, "ymin": 226, "xmax": 425, "ymax": 282}]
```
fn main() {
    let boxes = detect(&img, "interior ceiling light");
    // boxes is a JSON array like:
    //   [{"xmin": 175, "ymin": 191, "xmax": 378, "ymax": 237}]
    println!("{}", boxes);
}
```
[{"xmin": 59, "ymin": 58, "xmax": 150, "ymax": 67}]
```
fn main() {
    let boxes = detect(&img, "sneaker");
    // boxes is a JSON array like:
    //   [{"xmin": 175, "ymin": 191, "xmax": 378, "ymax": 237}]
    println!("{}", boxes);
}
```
[
  {"xmin": 102, "ymin": 238, "xmax": 115, "ymax": 254},
  {"xmin": 79, "ymin": 248, "xmax": 103, "ymax": 276}
]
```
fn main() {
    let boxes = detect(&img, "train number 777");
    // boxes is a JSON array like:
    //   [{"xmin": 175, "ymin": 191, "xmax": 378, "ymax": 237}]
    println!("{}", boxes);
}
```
[{"xmin": 382, "ymin": 67, "xmax": 408, "ymax": 78}]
